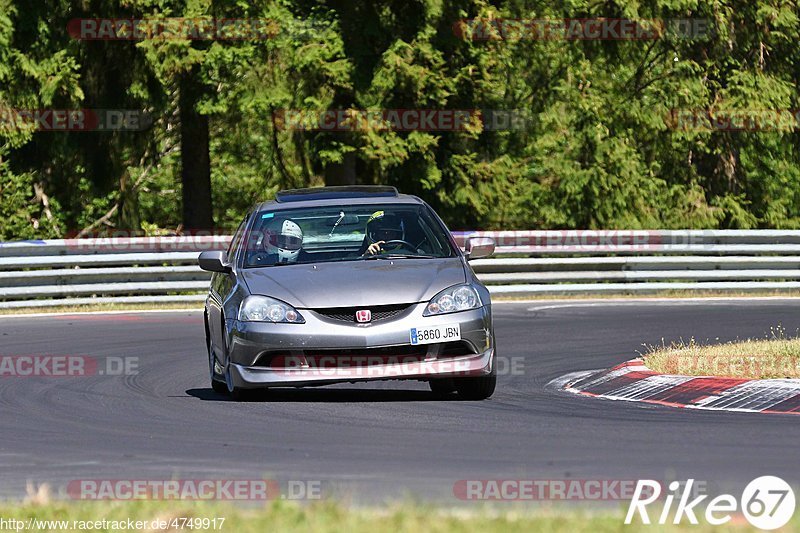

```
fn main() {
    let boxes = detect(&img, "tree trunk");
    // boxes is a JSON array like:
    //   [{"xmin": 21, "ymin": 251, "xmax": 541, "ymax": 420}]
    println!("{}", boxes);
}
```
[
  {"xmin": 179, "ymin": 66, "xmax": 213, "ymax": 230},
  {"xmin": 324, "ymin": 151, "xmax": 357, "ymax": 185},
  {"xmin": 117, "ymin": 168, "xmax": 140, "ymax": 232}
]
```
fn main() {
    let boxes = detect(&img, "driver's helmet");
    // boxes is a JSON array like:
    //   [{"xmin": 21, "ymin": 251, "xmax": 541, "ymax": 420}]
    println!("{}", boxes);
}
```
[
  {"xmin": 366, "ymin": 211, "xmax": 404, "ymax": 244},
  {"xmin": 264, "ymin": 218, "xmax": 303, "ymax": 263}
]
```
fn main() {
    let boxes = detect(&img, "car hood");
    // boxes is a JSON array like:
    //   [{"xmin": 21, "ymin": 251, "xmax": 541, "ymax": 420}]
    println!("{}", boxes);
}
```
[{"xmin": 241, "ymin": 258, "xmax": 466, "ymax": 308}]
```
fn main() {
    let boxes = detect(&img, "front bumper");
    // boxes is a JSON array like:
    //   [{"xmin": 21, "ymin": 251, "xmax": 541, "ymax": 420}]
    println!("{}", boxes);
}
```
[
  {"xmin": 226, "ymin": 303, "xmax": 493, "ymax": 388},
  {"xmin": 229, "ymin": 347, "xmax": 494, "ymax": 388}
]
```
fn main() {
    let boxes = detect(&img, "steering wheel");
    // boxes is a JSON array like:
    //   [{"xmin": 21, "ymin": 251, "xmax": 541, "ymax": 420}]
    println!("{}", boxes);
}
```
[{"xmin": 382, "ymin": 240, "xmax": 416, "ymax": 250}]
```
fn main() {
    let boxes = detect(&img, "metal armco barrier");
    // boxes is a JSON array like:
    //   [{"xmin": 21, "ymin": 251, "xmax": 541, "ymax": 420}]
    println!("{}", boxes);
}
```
[{"xmin": 1, "ymin": 230, "xmax": 800, "ymax": 308}]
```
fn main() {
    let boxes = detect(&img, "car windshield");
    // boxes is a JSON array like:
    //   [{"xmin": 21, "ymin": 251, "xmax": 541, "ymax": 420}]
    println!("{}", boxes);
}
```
[{"xmin": 242, "ymin": 203, "xmax": 455, "ymax": 268}]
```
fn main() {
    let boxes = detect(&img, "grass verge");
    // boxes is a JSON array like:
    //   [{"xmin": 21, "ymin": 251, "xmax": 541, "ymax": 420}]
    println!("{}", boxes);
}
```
[
  {"xmin": 643, "ymin": 328, "xmax": 800, "ymax": 379},
  {"xmin": 0, "ymin": 499, "xmax": 777, "ymax": 532},
  {"xmin": 0, "ymin": 302, "xmax": 203, "ymax": 316}
]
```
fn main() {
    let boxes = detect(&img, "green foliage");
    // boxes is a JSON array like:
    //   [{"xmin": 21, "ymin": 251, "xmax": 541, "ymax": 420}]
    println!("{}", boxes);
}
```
[{"xmin": 2, "ymin": 0, "xmax": 800, "ymax": 238}]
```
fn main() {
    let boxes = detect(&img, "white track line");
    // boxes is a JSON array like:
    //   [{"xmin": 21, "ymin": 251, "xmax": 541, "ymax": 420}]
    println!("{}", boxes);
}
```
[
  {"xmin": 0, "ymin": 308, "xmax": 203, "ymax": 319},
  {"xmin": 523, "ymin": 297, "xmax": 800, "ymax": 312}
]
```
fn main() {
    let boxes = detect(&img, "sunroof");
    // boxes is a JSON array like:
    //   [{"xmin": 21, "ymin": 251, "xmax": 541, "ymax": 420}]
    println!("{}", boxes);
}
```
[{"xmin": 275, "ymin": 186, "xmax": 399, "ymax": 203}]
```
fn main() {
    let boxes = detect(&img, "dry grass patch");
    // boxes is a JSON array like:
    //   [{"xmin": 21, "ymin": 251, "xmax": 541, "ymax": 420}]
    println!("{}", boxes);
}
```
[{"xmin": 643, "ymin": 328, "xmax": 800, "ymax": 379}]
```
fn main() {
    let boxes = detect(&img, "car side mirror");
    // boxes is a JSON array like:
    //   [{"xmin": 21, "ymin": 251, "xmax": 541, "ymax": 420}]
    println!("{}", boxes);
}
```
[
  {"xmin": 464, "ymin": 236, "xmax": 495, "ymax": 260},
  {"xmin": 198, "ymin": 250, "xmax": 232, "ymax": 273}
]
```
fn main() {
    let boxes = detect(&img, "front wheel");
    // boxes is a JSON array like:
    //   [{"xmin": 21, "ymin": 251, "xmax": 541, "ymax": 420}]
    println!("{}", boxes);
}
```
[
  {"xmin": 224, "ymin": 353, "xmax": 261, "ymax": 401},
  {"xmin": 429, "ymin": 378, "xmax": 456, "ymax": 394},
  {"xmin": 454, "ymin": 370, "xmax": 496, "ymax": 400},
  {"xmin": 211, "ymin": 374, "xmax": 227, "ymax": 394},
  {"xmin": 207, "ymin": 333, "xmax": 227, "ymax": 394}
]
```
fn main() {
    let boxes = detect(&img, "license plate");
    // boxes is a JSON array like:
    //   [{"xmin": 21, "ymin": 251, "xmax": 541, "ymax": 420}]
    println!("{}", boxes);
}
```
[{"xmin": 410, "ymin": 324, "xmax": 461, "ymax": 345}]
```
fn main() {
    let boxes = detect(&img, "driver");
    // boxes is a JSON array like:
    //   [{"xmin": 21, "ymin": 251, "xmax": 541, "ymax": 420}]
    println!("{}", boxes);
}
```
[
  {"xmin": 262, "ymin": 218, "xmax": 304, "ymax": 264},
  {"xmin": 362, "ymin": 210, "xmax": 406, "ymax": 256}
]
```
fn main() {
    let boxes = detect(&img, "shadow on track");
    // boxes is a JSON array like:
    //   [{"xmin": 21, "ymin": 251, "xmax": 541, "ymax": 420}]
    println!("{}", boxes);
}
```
[{"xmin": 185, "ymin": 387, "xmax": 465, "ymax": 403}]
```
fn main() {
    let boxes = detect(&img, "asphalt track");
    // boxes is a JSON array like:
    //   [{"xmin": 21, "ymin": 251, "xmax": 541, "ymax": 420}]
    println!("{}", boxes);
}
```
[{"xmin": 1, "ymin": 300, "xmax": 799, "ymax": 504}]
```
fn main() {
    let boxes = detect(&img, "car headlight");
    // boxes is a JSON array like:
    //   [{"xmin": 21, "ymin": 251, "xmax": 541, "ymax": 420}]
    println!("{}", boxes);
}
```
[
  {"xmin": 239, "ymin": 295, "xmax": 305, "ymax": 323},
  {"xmin": 423, "ymin": 284, "xmax": 482, "ymax": 316}
]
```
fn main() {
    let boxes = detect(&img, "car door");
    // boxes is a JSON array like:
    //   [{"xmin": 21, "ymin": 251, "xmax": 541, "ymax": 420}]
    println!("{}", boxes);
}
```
[{"xmin": 207, "ymin": 214, "xmax": 249, "ymax": 361}]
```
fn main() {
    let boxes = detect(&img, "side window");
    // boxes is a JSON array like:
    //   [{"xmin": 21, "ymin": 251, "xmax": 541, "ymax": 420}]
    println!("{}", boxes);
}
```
[
  {"xmin": 419, "ymin": 207, "xmax": 452, "ymax": 256},
  {"xmin": 227, "ymin": 215, "xmax": 249, "ymax": 261}
]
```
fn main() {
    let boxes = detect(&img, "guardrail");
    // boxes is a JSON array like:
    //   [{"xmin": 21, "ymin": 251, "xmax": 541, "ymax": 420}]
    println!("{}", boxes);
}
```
[{"xmin": 1, "ymin": 230, "xmax": 800, "ymax": 308}]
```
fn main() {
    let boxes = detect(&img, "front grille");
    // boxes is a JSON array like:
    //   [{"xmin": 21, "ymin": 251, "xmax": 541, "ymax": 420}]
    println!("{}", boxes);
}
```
[
  {"xmin": 314, "ymin": 303, "xmax": 411, "ymax": 323},
  {"xmin": 302, "ymin": 345, "xmax": 428, "ymax": 358}
]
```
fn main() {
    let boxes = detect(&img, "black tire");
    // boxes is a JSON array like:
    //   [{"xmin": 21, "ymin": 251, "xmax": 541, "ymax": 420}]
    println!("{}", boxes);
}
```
[
  {"xmin": 429, "ymin": 378, "xmax": 456, "ymax": 394},
  {"xmin": 207, "ymin": 325, "xmax": 228, "ymax": 394},
  {"xmin": 223, "ymin": 351, "xmax": 264, "ymax": 401},
  {"xmin": 229, "ymin": 386, "xmax": 262, "ymax": 402},
  {"xmin": 211, "ymin": 378, "xmax": 228, "ymax": 394},
  {"xmin": 224, "ymin": 358, "xmax": 250, "ymax": 401},
  {"xmin": 454, "ymin": 372, "xmax": 496, "ymax": 400},
  {"xmin": 211, "ymin": 379, "xmax": 228, "ymax": 394},
  {"xmin": 213, "ymin": 315, "xmax": 258, "ymax": 401}
]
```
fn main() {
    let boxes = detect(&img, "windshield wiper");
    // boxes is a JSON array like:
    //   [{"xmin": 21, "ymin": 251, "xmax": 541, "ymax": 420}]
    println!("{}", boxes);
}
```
[
  {"xmin": 363, "ymin": 254, "xmax": 437, "ymax": 260},
  {"xmin": 328, "ymin": 211, "xmax": 345, "ymax": 236}
]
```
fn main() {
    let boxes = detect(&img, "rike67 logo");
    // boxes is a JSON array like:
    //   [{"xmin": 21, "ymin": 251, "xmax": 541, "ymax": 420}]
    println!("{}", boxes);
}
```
[{"xmin": 626, "ymin": 476, "xmax": 796, "ymax": 530}]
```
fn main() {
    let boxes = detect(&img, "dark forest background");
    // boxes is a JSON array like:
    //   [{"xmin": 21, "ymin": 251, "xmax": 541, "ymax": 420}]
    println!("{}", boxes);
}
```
[{"xmin": 2, "ymin": 0, "xmax": 799, "ymax": 238}]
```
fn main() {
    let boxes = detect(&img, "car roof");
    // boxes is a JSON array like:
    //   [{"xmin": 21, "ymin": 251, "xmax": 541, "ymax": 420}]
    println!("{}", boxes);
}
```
[{"xmin": 255, "ymin": 186, "xmax": 425, "ymax": 212}]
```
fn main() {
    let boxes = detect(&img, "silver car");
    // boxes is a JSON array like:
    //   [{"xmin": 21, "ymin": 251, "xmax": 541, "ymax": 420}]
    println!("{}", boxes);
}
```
[{"xmin": 199, "ymin": 186, "xmax": 497, "ymax": 401}]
